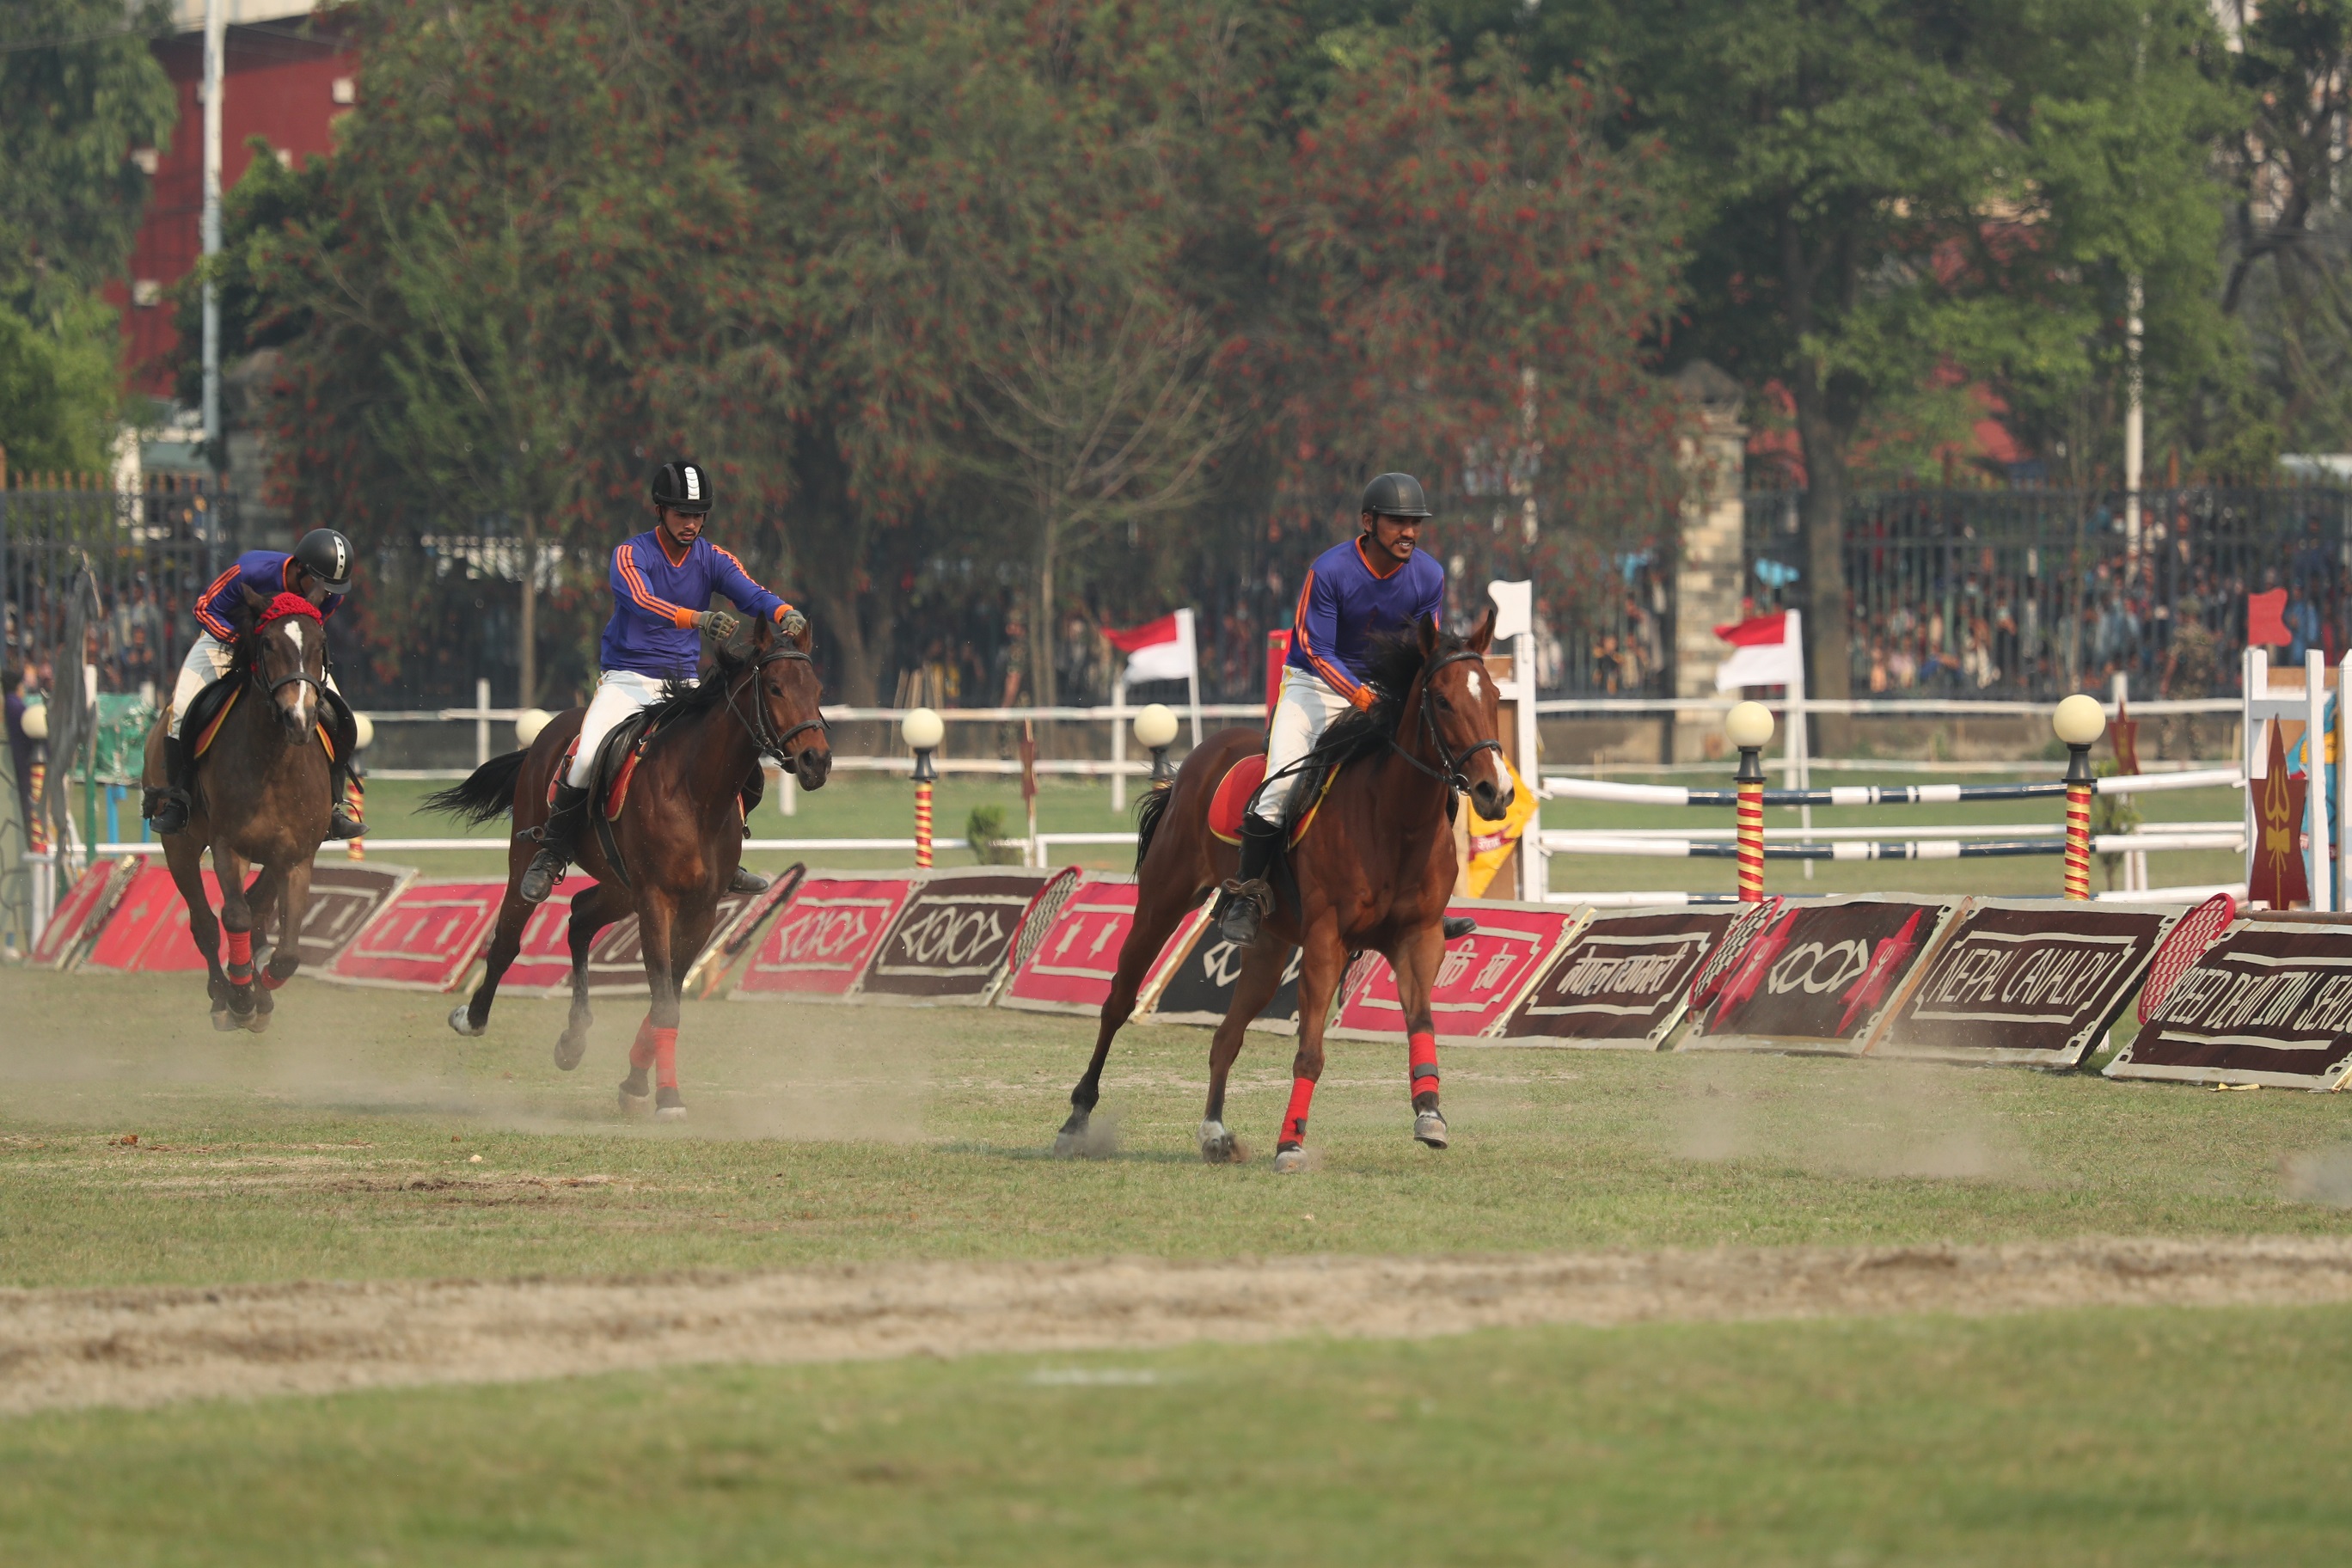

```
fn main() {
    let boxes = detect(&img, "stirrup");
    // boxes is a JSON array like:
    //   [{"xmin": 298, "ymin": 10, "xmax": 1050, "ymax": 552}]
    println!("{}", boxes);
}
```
[
  {"xmin": 1218, "ymin": 878, "xmax": 1271, "ymax": 945},
  {"xmin": 728, "ymin": 866, "xmax": 770, "ymax": 894},
  {"xmin": 328, "ymin": 808, "xmax": 364, "ymax": 841},
  {"xmin": 146, "ymin": 786, "xmax": 192, "ymax": 837}
]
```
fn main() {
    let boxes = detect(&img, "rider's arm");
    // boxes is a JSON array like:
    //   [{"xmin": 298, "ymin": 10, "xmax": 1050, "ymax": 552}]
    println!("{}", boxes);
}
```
[
  {"xmin": 192, "ymin": 564, "xmax": 242, "ymax": 640},
  {"xmin": 611, "ymin": 542, "xmax": 699, "ymax": 629},
  {"xmin": 1294, "ymin": 564, "xmax": 1371, "ymax": 709},
  {"xmin": 708, "ymin": 546, "xmax": 792, "ymax": 623}
]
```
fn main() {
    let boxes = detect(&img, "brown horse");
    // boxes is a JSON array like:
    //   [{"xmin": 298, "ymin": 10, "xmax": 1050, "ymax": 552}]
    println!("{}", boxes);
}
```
[
  {"xmin": 143, "ymin": 585, "xmax": 341, "ymax": 1032},
  {"xmin": 1057, "ymin": 607, "xmax": 1511, "ymax": 1170},
  {"xmin": 426, "ymin": 616, "xmax": 831, "ymax": 1117}
]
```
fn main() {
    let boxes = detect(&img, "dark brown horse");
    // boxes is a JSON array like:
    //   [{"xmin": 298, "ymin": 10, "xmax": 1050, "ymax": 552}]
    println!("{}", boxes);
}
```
[
  {"xmin": 142, "ymin": 585, "xmax": 340, "ymax": 1032},
  {"xmin": 1057, "ymin": 607, "xmax": 1511, "ymax": 1170},
  {"xmin": 426, "ymin": 616, "xmax": 830, "ymax": 1118}
]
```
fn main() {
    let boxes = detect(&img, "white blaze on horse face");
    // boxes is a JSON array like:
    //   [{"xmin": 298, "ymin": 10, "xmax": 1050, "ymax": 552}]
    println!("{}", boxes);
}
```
[
  {"xmin": 281, "ymin": 620, "xmax": 315, "ymax": 727},
  {"xmin": 1466, "ymin": 667, "xmax": 1485, "ymax": 703}
]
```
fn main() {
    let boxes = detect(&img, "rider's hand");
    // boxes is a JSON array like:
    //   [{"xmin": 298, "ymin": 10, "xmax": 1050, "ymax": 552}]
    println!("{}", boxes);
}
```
[
  {"xmin": 777, "ymin": 609, "xmax": 808, "ymax": 640},
  {"xmin": 1352, "ymin": 683, "xmax": 1385, "ymax": 713},
  {"xmin": 695, "ymin": 609, "xmax": 743, "ymax": 643}
]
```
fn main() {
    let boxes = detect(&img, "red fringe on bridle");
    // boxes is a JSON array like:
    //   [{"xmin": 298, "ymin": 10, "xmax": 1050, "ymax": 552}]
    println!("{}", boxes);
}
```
[{"xmin": 258, "ymin": 592, "xmax": 323, "ymax": 626}]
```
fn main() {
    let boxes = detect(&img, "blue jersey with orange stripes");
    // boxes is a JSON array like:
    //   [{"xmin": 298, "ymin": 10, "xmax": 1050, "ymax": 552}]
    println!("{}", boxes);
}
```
[
  {"xmin": 1283, "ymin": 536, "xmax": 1445, "ymax": 706},
  {"xmin": 598, "ymin": 530, "xmax": 793, "ymax": 680},
  {"xmin": 193, "ymin": 551, "xmax": 345, "ymax": 641}
]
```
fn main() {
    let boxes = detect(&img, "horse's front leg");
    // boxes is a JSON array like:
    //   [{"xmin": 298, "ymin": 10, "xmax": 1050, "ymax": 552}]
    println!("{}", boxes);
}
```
[
  {"xmin": 1387, "ymin": 920, "xmax": 1449, "ymax": 1149},
  {"xmin": 1057, "ymin": 876, "xmax": 1204, "ymax": 1156},
  {"xmin": 1199, "ymin": 939, "xmax": 1293, "ymax": 1164},
  {"xmin": 238, "ymin": 861, "xmax": 292, "ymax": 1030},
  {"xmin": 450, "ymin": 858, "xmax": 536, "ymax": 1039},
  {"xmin": 213, "ymin": 845, "xmax": 264, "ymax": 1025},
  {"xmin": 554, "ymin": 880, "xmax": 631, "ymax": 1071},
  {"xmin": 622, "ymin": 895, "xmax": 687, "ymax": 1118},
  {"xmin": 163, "ymin": 834, "xmax": 228, "ymax": 1027},
  {"xmin": 1272, "ymin": 916, "xmax": 1351, "ymax": 1173}
]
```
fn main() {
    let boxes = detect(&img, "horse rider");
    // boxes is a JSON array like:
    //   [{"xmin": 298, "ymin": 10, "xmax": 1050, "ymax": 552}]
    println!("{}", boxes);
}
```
[
  {"xmin": 518, "ymin": 459, "xmax": 805, "ymax": 905},
  {"xmin": 146, "ymin": 529, "xmax": 363, "ymax": 840},
  {"xmin": 1220, "ymin": 472, "xmax": 1473, "ymax": 946}
]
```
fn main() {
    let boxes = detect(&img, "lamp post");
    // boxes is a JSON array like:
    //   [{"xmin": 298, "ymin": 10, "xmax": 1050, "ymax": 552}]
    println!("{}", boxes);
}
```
[
  {"xmin": 2053, "ymin": 694, "xmax": 2106, "ymax": 901},
  {"xmin": 903, "ymin": 707, "xmax": 943, "ymax": 869},
  {"xmin": 346, "ymin": 711, "xmax": 374, "ymax": 861},
  {"xmin": 21, "ymin": 701, "xmax": 47, "ymax": 854},
  {"xmin": 1725, "ymin": 701, "xmax": 1774, "ymax": 903},
  {"xmin": 1135, "ymin": 703, "xmax": 1179, "ymax": 784}
]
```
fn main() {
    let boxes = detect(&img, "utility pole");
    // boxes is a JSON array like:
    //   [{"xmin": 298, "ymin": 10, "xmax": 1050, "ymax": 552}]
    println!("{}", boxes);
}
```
[{"xmin": 201, "ymin": 0, "xmax": 225, "ymax": 469}]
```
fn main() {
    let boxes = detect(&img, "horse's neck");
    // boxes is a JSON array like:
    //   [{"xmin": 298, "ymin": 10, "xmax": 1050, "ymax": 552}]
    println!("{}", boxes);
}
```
[
  {"xmin": 1369, "ymin": 675, "xmax": 1451, "ymax": 823},
  {"xmin": 676, "ymin": 675, "xmax": 760, "ymax": 810}
]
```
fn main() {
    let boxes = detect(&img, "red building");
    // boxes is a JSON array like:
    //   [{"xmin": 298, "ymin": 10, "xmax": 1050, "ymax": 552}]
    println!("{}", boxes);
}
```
[{"xmin": 117, "ymin": 4, "xmax": 355, "ymax": 400}]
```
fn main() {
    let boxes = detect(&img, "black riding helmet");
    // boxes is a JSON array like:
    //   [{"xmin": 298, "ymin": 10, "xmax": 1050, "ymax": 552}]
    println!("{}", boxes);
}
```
[
  {"xmin": 292, "ymin": 528, "xmax": 353, "ymax": 592},
  {"xmin": 1361, "ymin": 472, "xmax": 1432, "ymax": 519},
  {"xmin": 651, "ymin": 459, "xmax": 714, "ymax": 515}
]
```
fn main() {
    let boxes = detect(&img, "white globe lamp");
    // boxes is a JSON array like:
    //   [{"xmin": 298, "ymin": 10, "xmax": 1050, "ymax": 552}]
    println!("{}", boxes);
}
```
[
  {"xmin": 2053, "ymin": 694, "xmax": 2106, "ymax": 787},
  {"xmin": 1724, "ymin": 701, "xmax": 1775, "ymax": 752},
  {"xmin": 352, "ymin": 711, "xmax": 376, "ymax": 751},
  {"xmin": 21, "ymin": 701, "xmax": 46, "ymax": 742},
  {"xmin": 515, "ymin": 707, "xmax": 553, "ymax": 748},
  {"xmin": 1134, "ymin": 703, "xmax": 1179, "ymax": 783}
]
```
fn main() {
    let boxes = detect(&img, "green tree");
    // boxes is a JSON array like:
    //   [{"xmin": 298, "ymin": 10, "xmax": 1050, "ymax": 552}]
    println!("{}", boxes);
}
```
[{"xmin": 0, "ymin": 0, "xmax": 175, "ymax": 471}]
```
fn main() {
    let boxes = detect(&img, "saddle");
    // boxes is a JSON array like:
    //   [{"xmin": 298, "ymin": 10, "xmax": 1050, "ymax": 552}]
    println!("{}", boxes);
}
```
[
  {"xmin": 549, "ymin": 707, "xmax": 659, "ymax": 821},
  {"xmin": 1207, "ymin": 752, "xmax": 1338, "ymax": 848}
]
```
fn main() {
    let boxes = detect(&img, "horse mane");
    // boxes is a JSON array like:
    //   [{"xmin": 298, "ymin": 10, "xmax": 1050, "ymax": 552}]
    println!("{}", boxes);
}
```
[
  {"xmin": 1289, "ymin": 628, "xmax": 1466, "ymax": 810},
  {"xmin": 645, "ymin": 646, "xmax": 756, "ymax": 728}
]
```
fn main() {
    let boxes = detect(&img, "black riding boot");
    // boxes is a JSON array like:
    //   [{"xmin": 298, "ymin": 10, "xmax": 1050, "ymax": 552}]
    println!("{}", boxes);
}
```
[
  {"xmin": 521, "ymin": 782, "xmax": 591, "ymax": 904},
  {"xmin": 144, "ymin": 733, "xmax": 194, "ymax": 836},
  {"xmin": 327, "ymin": 764, "xmax": 365, "ymax": 840},
  {"xmin": 728, "ymin": 774, "xmax": 769, "ymax": 893},
  {"xmin": 1218, "ymin": 814, "xmax": 1283, "ymax": 946}
]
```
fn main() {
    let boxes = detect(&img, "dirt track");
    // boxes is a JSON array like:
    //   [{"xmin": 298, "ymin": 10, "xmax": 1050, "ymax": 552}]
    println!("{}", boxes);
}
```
[{"xmin": 8, "ymin": 1235, "xmax": 2352, "ymax": 1414}]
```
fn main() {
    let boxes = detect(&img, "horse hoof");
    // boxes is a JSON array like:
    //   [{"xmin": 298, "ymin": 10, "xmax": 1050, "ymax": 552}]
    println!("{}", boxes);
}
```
[
  {"xmin": 654, "ymin": 1087, "xmax": 686, "ymax": 1122},
  {"xmin": 553, "ymin": 1030, "xmax": 587, "ymax": 1071},
  {"xmin": 211, "ymin": 1008, "xmax": 236, "ymax": 1033},
  {"xmin": 1413, "ymin": 1108, "xmax": 1449, "ymax": 1149},
  {"xmin": 1198, "ymin": 1120, "xmax": 1241, "ymax": 1165},
  {"xmin": 619, "ymin": 1073, "xmax": 652, "ymax": 1117},
  {"xmin": 1273, "ymin": 1145, "xmax": 1308, "ymax": 1173},
  {"xmin": 447, "ymin": 1005, "xmax": 485, "ymax": 1038}
]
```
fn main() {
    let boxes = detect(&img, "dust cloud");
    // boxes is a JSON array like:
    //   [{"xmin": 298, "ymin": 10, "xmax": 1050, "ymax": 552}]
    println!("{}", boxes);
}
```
[{"xmin": 1669, "ymin": 1053, "xmax": 2027, "ymax": 1182}]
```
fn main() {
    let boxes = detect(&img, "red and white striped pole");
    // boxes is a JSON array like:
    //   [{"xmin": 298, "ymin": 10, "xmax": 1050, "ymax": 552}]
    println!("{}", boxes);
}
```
[
  {"xmin": 2054, "ymin": 694, "xmax": 2106, "ymax": 901},
  {"xmin": 903, "ymin": 707, "xmax": 942, "ymax": 870},
  {"xmin": 1726, "ymin": 701, "xmax": 1774, "ymax": 903}
]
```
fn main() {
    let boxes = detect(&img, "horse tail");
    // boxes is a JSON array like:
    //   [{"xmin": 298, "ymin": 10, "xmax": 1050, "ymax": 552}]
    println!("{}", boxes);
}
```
[
  {"xmin": 422, "ymin": 749, "xmax": 531, "ymax": 825},
  {"xmin": 1132, "ymin": 781, "xmax": 1173, "ymax": 873}
]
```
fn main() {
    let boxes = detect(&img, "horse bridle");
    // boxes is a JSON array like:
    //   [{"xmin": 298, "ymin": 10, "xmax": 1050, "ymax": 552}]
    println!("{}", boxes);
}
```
[
  {"xmin": 1389, "ymin": 648, "xmax": 1506, "ymax": 793},
  {"xmin": 726, "ymin": 645, "xmax": 830, "ymax": 766},
  {"xmin": 247, "ymin": 617, "xmax": 328, "ymax": 707}
]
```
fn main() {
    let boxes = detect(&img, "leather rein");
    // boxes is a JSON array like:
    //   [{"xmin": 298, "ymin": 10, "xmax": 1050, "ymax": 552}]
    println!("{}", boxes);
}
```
[
  {"xmin": 1388, "ymin": 647, "xmax": 1506, "ymax": 793},
  {"xmin": 245, "ymin": 616, "xmax": 328, "ymax": 710},
  {"xmin": 723, "ymin": 645, "xmax": 829, "ymax": 767}
]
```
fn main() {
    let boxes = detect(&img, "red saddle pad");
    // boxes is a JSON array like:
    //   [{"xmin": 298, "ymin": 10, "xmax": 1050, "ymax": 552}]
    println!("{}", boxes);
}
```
[{"xmin": 1206, "ymin": 755, "xmax": 1328, "ymax": 847}]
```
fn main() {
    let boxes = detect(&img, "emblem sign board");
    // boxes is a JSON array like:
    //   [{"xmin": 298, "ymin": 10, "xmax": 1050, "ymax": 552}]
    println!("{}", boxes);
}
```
[
  {"xmin": 291, "ymin": 863, "xmax": 419, "ymax": 968},
  {"xmin": 860, "ymin": 868, "xmax": 1055, "ymax": 1005},
  {"xmin": 31, "ymin": 856, "xmax": 138, "ymax": 971},
  {"xmin": 1682, "ymin": 897, "xmax": 1960, "ymax": 1056},
  {"xmin": 2107, "ymin": 916, "xmax": 2352, "ymax": 1089},
  {"xmin": 1000, "ymin": 875, "xmax": 1138, "ymax": 1015},
  {"xmin": 730, "ymin": 874, "xmax": 920, "ymax": 1001},
  {"xmin": 1330, "ymin": 903, "xmax": 1584, "ymax": 1043},
  {"xmin": 685, "ymin": 866, "xmax": 806, "ymax": 999},
  {"xmin": 1141, "ymin": 916, "xmax": 1304, "ymax": 1034},
  {"xmin": 1495, "ymin": 907, "xmax": 1737, "ymax": 1049},
  {"xmin": 1868, "ymin": 898, "xmax": 2179, "ymax": 1067},
  {"xmin": 497, "ymin": 885, "xmax": 771, "ymax": 998},
  {"xmin": 326, "ymin": 880, "xmax": 506, "ymax": 990}
]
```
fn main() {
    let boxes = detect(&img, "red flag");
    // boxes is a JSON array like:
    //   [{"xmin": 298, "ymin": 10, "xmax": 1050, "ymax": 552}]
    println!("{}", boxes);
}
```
[{"xmin": 2248, "ymin": 588, "xmax": 2291, "ymax": 647}]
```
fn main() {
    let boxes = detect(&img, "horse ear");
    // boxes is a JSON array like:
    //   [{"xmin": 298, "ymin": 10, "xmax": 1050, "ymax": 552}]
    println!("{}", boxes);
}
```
[
  {"xmin": 1468, "ymin": 602, "xmax": 1497, "ymax": 655},
  {"xmin": 1418, "ymin": 616, "xmax": 1439, "ymax": 658}
]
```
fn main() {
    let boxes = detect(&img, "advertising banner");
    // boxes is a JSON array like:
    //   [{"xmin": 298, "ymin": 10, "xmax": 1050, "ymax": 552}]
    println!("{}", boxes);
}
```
[
  {"xmin": 2108, "ymin": 914, "xmax": 2352, "ymax": 1088},
  {"xmin": 860, "ymin": 867, "xmax": 1057, "ymax": 1005},
  {"xmin": 1330, "ymin": 903, "xmax": 1583, "ymax": 1042},
  {"xmin": 1869, "ymin": 898, "xmax": 2178, "ymax": 1067},
  {"xmin": 1495, "ymin": 907, "xmax": 1737, "ymax": 1048},
  {"xmin": 1682, "ymin": 897, "xmax": 1961, "ymax": 1055},
  {"xmin": 327, "ymin": 880, "xmax": 506, "ymax": 990},
  {"xmin": 730, "ymin": 874, "xmax": 921, "ymax": 1001},
  {"xmin": 29, "ymin": 857, "xmax": 138, "ymax": 971},
  {"xmin": 1000, "ymin": 875, "xmax": 1139, "ymax": 1015}
]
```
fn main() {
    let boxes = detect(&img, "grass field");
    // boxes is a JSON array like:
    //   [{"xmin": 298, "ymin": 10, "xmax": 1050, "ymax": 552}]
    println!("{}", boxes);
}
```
[{"xmin": 6, "ymin": 770, "xmax": 2335, "ymax": 1565}]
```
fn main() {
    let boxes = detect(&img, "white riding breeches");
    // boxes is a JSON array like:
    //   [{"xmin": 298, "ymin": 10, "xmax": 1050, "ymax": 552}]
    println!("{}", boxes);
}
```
[
  {"xmin": 568, "ymin": 669, "xmax": 683, "ymax": 787},
  {"xmin": 166, "ymin": 633, "xmax": 342, "ymax": 738},
  {"xmin": 167, "ymin": 634, "xmax": 235, "ymax": 738},
  {"xmin": 1255, "ymin": 667, "xmax": 1355, "ymax": 822}
]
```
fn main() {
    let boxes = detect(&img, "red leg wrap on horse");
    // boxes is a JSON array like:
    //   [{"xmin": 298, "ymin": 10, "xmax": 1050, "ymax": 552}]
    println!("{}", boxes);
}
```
[
  {"xmin": 652, "ymin": 1027, "xmax": 679, "ymax": 1089},
  {"xmin": 1409, "ymin": 1030, "xmax": 1439, "ymax": 1098},
  {"xmin": 260, "ymin": 967, "xmax": 289, "ymax": 992},
  {"xmin": 224, "ymin": 928, "xmax": 253, "ymax": 982},
  {"xmin": 1281, "ymin": 1075, "xmax": 1315, "ymax": 1146},
  {"xmin": 629, "ymin": 1017, "xmax": 658, "ymax": 1072}
]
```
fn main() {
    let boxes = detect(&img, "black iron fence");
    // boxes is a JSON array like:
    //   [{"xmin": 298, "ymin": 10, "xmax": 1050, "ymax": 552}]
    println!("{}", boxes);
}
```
[
  {"xmin": 0, "ymin": 475, "xmax": 248, "ymax": 701},
  {"xmin": 1741, "ymin": 484, "xmax": 2352, "ymax": 701}
]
